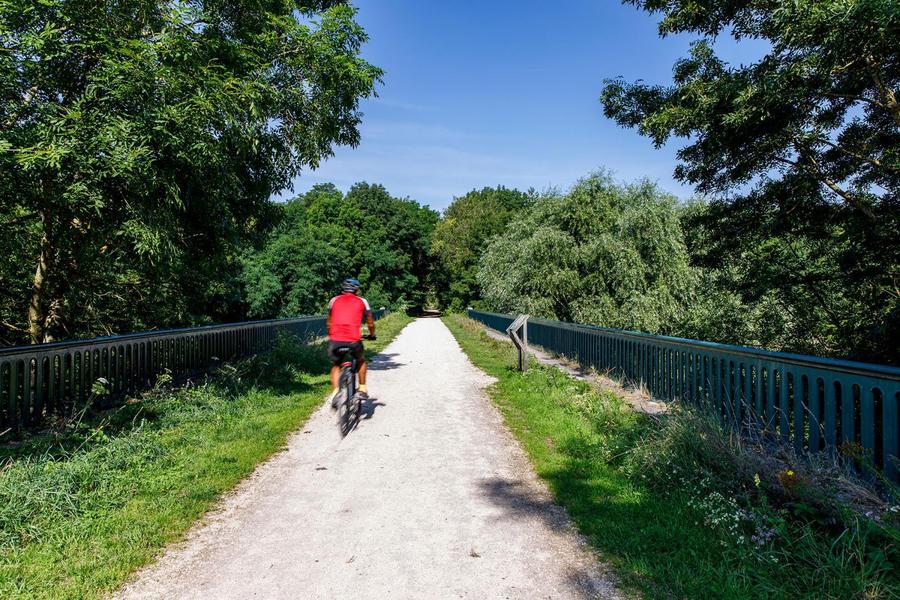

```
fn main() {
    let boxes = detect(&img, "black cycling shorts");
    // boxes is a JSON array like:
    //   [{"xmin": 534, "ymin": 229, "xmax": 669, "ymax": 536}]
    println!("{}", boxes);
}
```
[{"xmin": 328, "ymin": 340, "xmax": 365, "ymax": 365}]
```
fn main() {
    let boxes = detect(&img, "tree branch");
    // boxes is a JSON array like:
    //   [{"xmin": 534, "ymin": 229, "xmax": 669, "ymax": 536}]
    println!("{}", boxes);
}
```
[
  {"xmin": 814, "ymin": 137, "xmax": 896, "ymax": 173},
  {"xmin": 865, "ymin": 54, "xmax": 900, "ymax": 128},
  {"xmin": 3, "ymin": 212, "xmax": 39, "ymax": 227},
  {"xmin": 787, "ymin": 139, "xmax": 877, "ymax": 220},
  {"xmin": 2, "ymin": 86, "xmax": 39, "ymax": 131},
  {"xmin": 821, "ymin": 92, "xmax": 888, "ymax": 111},
  {"xmin": 1, "ymin": 320, "xmax": 28, "ymax": 334}
]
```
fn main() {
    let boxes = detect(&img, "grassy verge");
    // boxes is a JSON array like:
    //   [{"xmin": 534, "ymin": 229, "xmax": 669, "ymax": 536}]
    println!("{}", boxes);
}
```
[
  {"xmin": 444, "ymin": 314, "xmax": 899, "ymax": 600},
  {"xmin": 0, "ymin": 312, "xmax": 412, "ymax": 599}
]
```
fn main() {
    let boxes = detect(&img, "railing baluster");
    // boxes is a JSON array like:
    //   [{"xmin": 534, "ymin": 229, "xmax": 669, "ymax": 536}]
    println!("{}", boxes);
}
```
[
  {"xmin": 808, "ymin": 373, "xmax": 822, "ymax": 453},
  {"xmin": 884, "ymin": 392, "xmax": 898, "ymax": 483}
]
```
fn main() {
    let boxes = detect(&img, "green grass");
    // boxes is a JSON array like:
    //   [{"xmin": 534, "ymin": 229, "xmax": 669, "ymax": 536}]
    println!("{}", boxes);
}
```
[
  {"xmin": 444, "ymin": 314, "xmax": 899, "ymax": 600},
  {"xmin": 0, "ymin": 312, "xmax": 412, "ymax": 600}
]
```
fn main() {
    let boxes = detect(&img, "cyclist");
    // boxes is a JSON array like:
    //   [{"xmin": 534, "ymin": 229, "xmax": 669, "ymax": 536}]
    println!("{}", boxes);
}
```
[{"xmin": 327, "ymin": 278, "xmax": 376, "ymax": 408}]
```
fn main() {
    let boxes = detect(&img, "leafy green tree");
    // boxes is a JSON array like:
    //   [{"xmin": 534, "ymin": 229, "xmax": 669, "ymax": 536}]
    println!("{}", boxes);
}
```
[
  {"xmin": 431, "ymin": 186, "xmax": 531, "ymax": 311},
  {"xmin": 240, "ymin": 183, "xmax": 438, "ymax": 317},
  {"xmin": 478, "ymin": 173, "xmax": 701, "ymax": 334},
  {"xmin": 345, "ymin": 183, "xmax": 439, "ymax": 310},
  {"xmin": 680, "ymin": 199, "xmax": 900, "ymax": 363},
  {"xmin": 0, "ymin": 0, "xmax": 380, "ymax": 343},
  {"xmin": 601, "ymin": 0, "xmax": 899, "ymax": 363}
]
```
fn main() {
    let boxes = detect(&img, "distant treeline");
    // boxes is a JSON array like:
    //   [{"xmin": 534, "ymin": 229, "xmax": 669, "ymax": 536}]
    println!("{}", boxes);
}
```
[{"xmin": 5, "ymin": 172, "xmax": 893, "ymax": 365}]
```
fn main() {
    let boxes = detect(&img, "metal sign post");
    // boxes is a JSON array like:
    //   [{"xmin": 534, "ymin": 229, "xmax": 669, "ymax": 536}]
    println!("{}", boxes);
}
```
[{"xmin": 506, "ymin": 314, "xmax": 529, "ymax": 371}]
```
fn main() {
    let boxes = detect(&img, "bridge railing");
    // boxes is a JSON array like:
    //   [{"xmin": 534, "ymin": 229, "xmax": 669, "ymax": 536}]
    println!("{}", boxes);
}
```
[
  {"xmin": 468, "ymin": 309, "xmax": 900, "ymax": 483},
  {"xmin": 0, "ymin": 309, "xmax": 388, "ymax": 431}
]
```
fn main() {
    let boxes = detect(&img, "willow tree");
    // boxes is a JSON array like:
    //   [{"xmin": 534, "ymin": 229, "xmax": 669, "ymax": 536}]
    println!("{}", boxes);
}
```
[
  {"xmin": 0, "ymin": 1, "xmax": 381, "ymax": 343},
  {"xmin": 478, "ymin": 173, "xmax": 700, "ymax": 335}
]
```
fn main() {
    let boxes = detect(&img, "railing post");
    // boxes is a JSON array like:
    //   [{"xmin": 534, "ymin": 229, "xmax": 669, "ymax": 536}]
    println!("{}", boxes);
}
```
[{"xmin": 507, "ymin": 314, "xmax": 529, "ymax": 372}]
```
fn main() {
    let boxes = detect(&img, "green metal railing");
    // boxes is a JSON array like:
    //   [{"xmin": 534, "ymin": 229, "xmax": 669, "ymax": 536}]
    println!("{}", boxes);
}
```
[
  {"xmin": 0, "ymin": 309, "xmax": 387, "ymax": 431},
  {"xmin": 468, "ymin": 309, "xmax": 900, "ymax": 483}
]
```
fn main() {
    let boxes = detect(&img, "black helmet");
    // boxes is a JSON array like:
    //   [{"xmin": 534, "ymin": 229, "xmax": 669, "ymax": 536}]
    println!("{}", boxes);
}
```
[{"xmin": 341, "ymin": 278, "xmax": 361, "ymax": 293}]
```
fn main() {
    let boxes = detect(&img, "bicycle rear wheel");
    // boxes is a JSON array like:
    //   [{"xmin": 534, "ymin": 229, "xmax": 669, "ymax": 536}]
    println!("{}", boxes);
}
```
[{"xmin": 337, "ymin": 368, "xmax": 356, "ymax": 436}]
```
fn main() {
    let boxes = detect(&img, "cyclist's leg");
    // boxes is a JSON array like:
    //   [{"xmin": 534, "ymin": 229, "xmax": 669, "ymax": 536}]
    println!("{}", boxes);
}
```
[
  {"xmin": 330, "ymin": 364, "xmax": 341, "ymax": 389},
  {"xmin": 358, "ymin": 360, "xmax": 367, "ymax": 386},
  {"xmin": 327, "ymin": 341, "xmax": 345, "ymax": 406},
  {"xmin": 353, "ymin": 342, "xmax": 369, "ymax": 395}
]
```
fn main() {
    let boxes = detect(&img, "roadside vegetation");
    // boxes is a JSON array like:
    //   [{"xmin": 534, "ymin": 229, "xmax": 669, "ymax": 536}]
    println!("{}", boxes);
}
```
[
  {"xmin": 0, "ymin": 313, "xmax": 411, "ymax": 600},
  {"xmin": 445, "ymin": 314, "xmax": 900, "ymax": 599}
]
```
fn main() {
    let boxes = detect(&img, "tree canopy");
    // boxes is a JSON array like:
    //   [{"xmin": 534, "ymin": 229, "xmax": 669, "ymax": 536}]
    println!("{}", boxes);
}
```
[
  {"xmin": 601, "ymin": 0, "xmax": 898, "ymax": 217},
  {"xmin": 0, "ymin": 0, "xmax": 380, "ymax": 343},
  {"xmin": 478, "ymin": 173, "xmax": 700, "ymax": 334},
  {"xmin": 240, "ymin": 183, "xmax": 438, "ymax": 317},
  {"xmin": 600, "ymin": 0, "xmax": 899, "ymax": 364},
  {"xmin": 430, "ymin": 186, "xmax": 532, "ymax": 311}
]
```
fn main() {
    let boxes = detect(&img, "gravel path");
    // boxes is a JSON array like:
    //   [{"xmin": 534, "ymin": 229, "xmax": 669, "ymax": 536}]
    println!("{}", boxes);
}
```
[{"xmin": 115, "ymin": 318, "xmax": 621, "ymax": 600}]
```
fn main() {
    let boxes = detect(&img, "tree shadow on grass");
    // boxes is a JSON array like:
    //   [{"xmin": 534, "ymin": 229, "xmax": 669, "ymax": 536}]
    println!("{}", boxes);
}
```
[
  {"xmin": 475, "ymin": 415, "xmax": 748, "ymax": 599},
  {"xmin": 521, "ymin": 446, "xmax": 746, "ymax": 599}
]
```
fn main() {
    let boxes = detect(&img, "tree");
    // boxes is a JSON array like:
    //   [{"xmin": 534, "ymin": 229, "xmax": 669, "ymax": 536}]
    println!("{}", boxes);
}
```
[
  {"xmin": 240, "ymin": 183, "xmax": 438, "ymax": 317},
  {"xmin": 430, "ymin": 186, "xmax": 531, "ymax": 311},
  {"xmin": 680, "ymin": 199, "xmax": 900, "ymax": 363},
  {"xmin": 345, "ymin": 183, "xmax": 439, "ymax": 310},
  {"xmin": 478, "ymin": 173, "xmax": 700, "ymax": 334},
  {"xmin": 601, "ymin": 0, "xmax": 899, "ymax": 363},
  {"xmin": 0, "ymin": 1, "xmax": 381, "ymax": 343}
]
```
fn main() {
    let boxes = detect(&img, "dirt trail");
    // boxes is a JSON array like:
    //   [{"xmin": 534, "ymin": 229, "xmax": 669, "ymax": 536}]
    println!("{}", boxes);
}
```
[{"xmin": 115, "ymin": 318, "xmax": 621, "ymax": 599}]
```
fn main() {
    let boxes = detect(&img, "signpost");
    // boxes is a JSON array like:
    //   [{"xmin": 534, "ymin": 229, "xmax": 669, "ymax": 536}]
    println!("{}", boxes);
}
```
[{"xmin": 506, "ymin": 314, "xmax": 529, "ymax": 371}]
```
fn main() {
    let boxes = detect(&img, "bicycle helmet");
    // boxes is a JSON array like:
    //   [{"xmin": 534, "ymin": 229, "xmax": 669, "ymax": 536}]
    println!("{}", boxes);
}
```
[{"xmin": 340, "ymin": 278, "xmax": 361, "ymax": 293}]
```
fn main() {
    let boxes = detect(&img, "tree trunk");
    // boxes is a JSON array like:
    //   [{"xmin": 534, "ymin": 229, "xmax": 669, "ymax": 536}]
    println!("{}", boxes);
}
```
[{"xmin": 27, "ymin": 217, "xmax": 52, "ymax": 344}]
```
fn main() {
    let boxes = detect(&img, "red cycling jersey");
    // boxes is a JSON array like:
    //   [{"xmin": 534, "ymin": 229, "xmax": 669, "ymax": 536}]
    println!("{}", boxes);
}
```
[{"xmin": 327, "ymin": 293, "xmax": 371, "ymax": 342}]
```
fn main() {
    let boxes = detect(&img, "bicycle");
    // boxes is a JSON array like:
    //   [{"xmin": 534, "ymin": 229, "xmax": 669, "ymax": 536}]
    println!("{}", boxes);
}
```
[{"xmin": 333, "ymin": 335, "xmax": 375, "ymax": 436}]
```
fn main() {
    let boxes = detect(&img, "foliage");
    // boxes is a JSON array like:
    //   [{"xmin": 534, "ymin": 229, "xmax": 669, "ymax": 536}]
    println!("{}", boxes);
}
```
[
  {"xmin": 0, "ymin": 0, "xmax": 381, "ymax": 344},
  {"xmin": 240, "ymin": 183, "xmax": 438, "ymax": 316},
  {"xmin": 601, "ymin": 0, "xmax": 899, "ymax": 364},
  {"xmin": 446, "ymin": 314, "xmax": 900, "ymax": 599},
  {"xmin": 430, "ymin": 186, "xmax": 531, "ymax": 311},
  {"xmin": 680, "ymin": 199, "xmax": 900, "ymax": 363},
  {"xmin": 477, "ymin": 172, "xmax": 702, "ymax": 335}
]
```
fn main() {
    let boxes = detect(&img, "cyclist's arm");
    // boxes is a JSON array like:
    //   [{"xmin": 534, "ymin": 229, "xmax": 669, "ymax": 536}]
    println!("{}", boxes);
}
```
[
  {"xmin": 361, "ymin": 298, "xmax": 375, "ymax": 337},
  {"xmin": 326, "ymin": 296, "xmax": 337, "ymax": 339}
]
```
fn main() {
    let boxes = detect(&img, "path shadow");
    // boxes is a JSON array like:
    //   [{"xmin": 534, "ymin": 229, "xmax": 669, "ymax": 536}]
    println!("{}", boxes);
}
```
[
  {"xmin": 340, "ymin": 396, "xmax": 385, "ymax": 437},
  {"xmin": 367, "ymin": 353, "xmax": 405, "ymax": 371},
  {"xmin": 478, "ymin": 477, "xmax": 572, "ymax": 531},
  {"xmin": 477, "ymin": 476, "xmax": 620, "ymax": 599}
]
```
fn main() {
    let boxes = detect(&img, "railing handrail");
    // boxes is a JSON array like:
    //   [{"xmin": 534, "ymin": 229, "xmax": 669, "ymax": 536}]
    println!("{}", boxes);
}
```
[
  {"xmin": 0, "ymin": 314, "xmax": 327, "ymax": 358},
  {"xmin": 471, "ymin": 310, "xmax": 900, "ymax": 381}
]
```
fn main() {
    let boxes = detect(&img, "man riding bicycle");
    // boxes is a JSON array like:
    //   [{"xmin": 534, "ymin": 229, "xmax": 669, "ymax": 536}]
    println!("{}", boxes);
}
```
[{"xmin": 327, "ymin": 278, "xmax": 376, "ymax": 408}]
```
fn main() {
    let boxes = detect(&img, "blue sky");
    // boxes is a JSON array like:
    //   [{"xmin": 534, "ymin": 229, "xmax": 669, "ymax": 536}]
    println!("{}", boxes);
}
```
[{"xmin": 281, "ymin": 0, "xmax": 766, "ymax": 211}]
